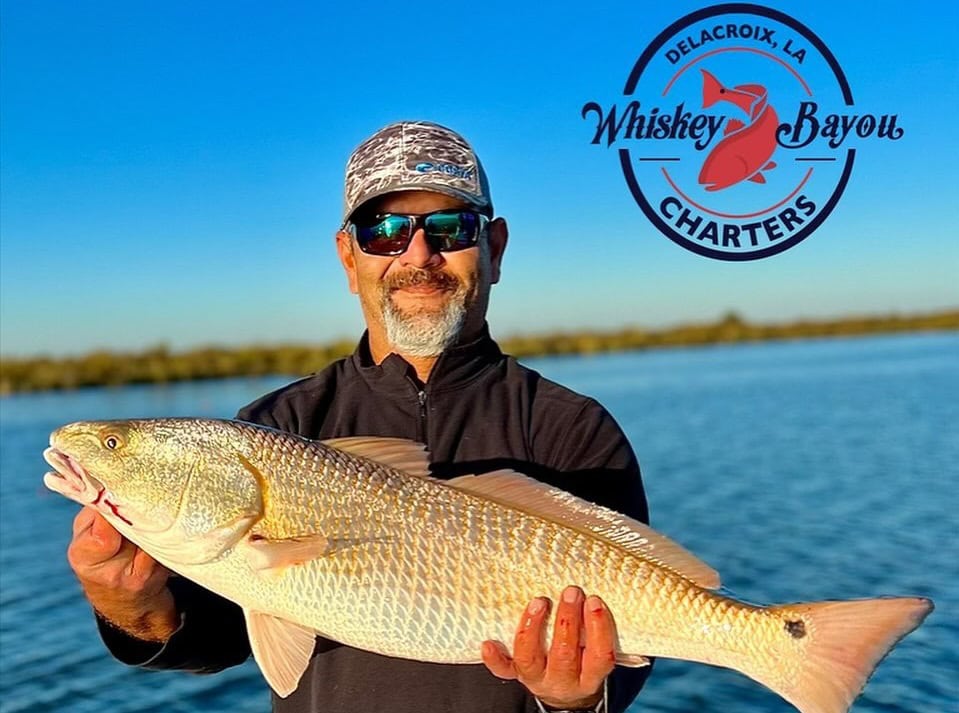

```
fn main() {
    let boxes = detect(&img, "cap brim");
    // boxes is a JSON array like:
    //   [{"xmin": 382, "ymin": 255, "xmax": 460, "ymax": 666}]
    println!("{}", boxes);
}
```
[{"xmin": 345, "ymin": 184, "xmax": 491, "ymax": 223}]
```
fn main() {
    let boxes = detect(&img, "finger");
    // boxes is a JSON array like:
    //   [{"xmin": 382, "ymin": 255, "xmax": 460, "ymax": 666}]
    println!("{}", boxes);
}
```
[
  {"xmin": 129, "ymin": 546, "xmax": 167, "ymax": 584},
  {"xmin": 512, "ymin": 597, "xmax": 550, "ymax": 682},
  {"xmin": 70, "ymin": 526, "xmax": 120, "ymax": 564},
  {"xmin": 481, "ymin": 640, "xmax": 516, "ymax": 680},
  {"xmin": 69, "ymin": 514, "xmax": 127, "ymax": 568},
  {"xmin": 545, "ymin": 586, "xmax": 585, "ymax": 687},
  {"xmin": 72, "ymin": 507, "xmax": 97, "ymax": 537},
  {"xmin": 580, "ymin": 595, "xmax": 617, "ymax": 688},
  {"xmin": 90, "ymin": 512, "xmax": 122, "ymax": 549}
]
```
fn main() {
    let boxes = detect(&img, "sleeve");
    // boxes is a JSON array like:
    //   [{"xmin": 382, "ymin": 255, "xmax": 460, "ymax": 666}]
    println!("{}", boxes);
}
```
[
  {"xmin": 95, "ymin": 576, "xmax": 250, "ymax": 672},
  {"xmin": 93, "ymin": 396, "xmax": 297, "ymax": 673},
  {"xmin": 538, "ymin": 397, "xmax": 649, "ymax": 524},
  {"xmin": 533, "ymin": 396, "xmax": 653, "ymax": 713},
  {"xmin": 235, "ymin": 384, "xmax": 305, "ymax": 434}
]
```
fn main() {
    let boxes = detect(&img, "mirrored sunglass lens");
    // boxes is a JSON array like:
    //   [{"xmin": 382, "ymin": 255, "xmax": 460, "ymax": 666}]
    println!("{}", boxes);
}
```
[
  {"xmin": 425, "ymin": 212, "xmax": 478, "ymax": 250},
  {"xmin": 358, "ymin": 215, "xmax": 412, "ymax": 254}
]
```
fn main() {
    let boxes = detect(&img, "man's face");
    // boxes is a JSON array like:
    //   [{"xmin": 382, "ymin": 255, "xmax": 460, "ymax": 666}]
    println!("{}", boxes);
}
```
[{"xmin": 336, "ymin": 190, "xmax": 507, "ymax": 357}]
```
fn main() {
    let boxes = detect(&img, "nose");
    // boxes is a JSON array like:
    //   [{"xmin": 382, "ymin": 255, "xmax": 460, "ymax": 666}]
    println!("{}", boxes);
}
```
[{"xmin": 397, "ymin": 228, "xmax": 443, "ymax": 269}]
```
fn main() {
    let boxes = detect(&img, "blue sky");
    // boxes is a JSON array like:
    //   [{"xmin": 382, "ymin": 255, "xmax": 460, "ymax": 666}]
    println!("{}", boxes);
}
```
[{"xmin": 2, "ymin": 0, "xmax": 956, "ymax": 357}]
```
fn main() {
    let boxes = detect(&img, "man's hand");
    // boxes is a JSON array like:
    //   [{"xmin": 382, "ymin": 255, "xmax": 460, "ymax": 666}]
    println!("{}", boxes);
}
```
[
  {"xmin": 481, "ymin": 586, "xmax": 616, "ymax": 710},
  {"xmin": 67, "ymin": 507, "xmax": 179, "ymax": 642}
]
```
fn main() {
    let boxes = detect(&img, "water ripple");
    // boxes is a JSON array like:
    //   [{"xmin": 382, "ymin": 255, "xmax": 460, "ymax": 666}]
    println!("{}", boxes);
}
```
[{"xmin": 2, "ymin": 334, "xmax": 955, "ymax": 713}]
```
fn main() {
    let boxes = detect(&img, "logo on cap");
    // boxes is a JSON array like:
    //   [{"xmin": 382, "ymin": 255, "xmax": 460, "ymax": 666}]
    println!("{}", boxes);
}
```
[{"xmin": 414, "ymin": 161, "xmax": 476, "ymax": 180}]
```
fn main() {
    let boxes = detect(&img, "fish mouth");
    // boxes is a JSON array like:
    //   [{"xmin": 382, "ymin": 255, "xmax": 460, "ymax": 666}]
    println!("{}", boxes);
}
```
[
  {"xmin": 43, "ymin": 447, "xmax": 104, "ymax": 502},
  {"xmin": 44, "ymin": 447, "xmax": 136, "ymax": 528}
]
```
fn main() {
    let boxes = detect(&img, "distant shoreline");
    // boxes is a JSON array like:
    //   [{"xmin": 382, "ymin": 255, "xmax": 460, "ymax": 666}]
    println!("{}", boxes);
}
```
[{"xmin": 2, "ymin": 309, "xmax": 956, "ymax": 395}]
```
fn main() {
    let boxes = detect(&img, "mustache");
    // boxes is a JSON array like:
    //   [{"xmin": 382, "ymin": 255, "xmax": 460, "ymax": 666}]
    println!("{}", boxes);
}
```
[{"xmin": 385, "ymin": 269, "xmax": 461, "ymax": 292}]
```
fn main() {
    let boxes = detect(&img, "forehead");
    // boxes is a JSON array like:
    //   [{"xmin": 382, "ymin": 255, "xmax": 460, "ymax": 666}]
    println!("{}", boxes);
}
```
[{"xmin": 360, "ymin": 190, "xmax": 472, "ymax": 216}]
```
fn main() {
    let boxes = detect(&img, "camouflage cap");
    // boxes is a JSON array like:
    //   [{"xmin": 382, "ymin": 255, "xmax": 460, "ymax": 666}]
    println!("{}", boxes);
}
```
[{"xmin": 343, "ymin": 121, "xmax": 493, "ymax": 224}]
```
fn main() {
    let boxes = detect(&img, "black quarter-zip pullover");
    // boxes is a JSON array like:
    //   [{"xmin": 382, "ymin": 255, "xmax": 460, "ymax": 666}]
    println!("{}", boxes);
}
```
[{"xmin": 96, "ymin": 328, "xmax": 652, "ymax": 713}]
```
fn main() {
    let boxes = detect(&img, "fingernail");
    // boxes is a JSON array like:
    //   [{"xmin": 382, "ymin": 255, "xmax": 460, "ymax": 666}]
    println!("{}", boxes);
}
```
[
  {"xmin": 586, "ymin": 595, "xmax": 604, "ymax": 613},
  {"xmin": 563, "ymin": 586, "xmax": 582, "ymax": 603},
  {"xmin": 528, "ymin": 598, "xmax": 546, "ymax": 615}
]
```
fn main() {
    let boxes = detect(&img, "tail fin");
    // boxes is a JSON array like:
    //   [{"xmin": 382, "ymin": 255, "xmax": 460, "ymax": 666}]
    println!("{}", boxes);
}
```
[
  {"xmin": 763, "ymin": 597, "xmax": 933, "ymax": 713},
  {"xmin": 701, "ymin": 69, "xmax": 724, "ymax": 108}
]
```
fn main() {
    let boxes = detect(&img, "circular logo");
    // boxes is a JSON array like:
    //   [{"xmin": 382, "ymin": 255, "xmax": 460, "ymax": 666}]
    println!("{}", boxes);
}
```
[{"xmin": 582, "ymin": 3, "xmax": 903, "ymax": 260}]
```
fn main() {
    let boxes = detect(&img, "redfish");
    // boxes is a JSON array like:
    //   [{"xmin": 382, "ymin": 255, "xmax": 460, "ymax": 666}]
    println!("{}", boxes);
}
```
[
  {"xmin": 44, "ymin": 418, "xmax": 933, "ymax": 712},
  {"xmin": 698, "ymin": 68, "xmax": 779, "ymax": 191}
]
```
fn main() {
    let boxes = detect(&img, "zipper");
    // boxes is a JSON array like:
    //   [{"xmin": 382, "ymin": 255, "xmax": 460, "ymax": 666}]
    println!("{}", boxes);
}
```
[
  {"xmin": 407, "ymin": 377, "xmax": 428, "ymax": 443},
  {"xmin": 416, "ymin": 389, "xmax": 428, "ymax": 443}
]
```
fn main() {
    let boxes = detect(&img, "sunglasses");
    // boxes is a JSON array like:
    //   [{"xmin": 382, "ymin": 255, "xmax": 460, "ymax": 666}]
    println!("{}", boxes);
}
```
[{"xmin": 348, "ymin": 209, "xmax": 489, "ymax": 256}]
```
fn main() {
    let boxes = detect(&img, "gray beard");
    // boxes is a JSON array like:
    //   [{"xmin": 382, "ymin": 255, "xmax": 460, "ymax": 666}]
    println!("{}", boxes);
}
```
[
  {"xmin": 377, "ymin": 241, "xmax": 489, "ymax": 358},
  {"xmin": 381, "ymin": 290, "xmax": 467, "ymax": 357}
]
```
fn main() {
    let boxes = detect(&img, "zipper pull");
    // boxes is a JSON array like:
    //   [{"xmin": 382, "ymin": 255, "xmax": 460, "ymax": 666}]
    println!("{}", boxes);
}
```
[{"xmin": 417, "ymin": 390, "xmax": 428, "ymax": 442}]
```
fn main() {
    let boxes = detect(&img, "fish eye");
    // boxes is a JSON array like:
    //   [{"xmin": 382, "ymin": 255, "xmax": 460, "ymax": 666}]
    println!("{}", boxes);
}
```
[{"xmin": 102, "ymin": 433, "xmax": 124, "ymax": 450}]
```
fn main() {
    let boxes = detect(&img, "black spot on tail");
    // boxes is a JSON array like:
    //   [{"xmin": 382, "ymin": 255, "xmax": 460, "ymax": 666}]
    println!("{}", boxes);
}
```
[{"xmin": 785, "ymin": 620, "xmax": 806, "ymax": 639}]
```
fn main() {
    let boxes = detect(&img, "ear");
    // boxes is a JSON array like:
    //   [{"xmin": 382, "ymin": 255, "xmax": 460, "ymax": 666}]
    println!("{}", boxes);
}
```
[
  {"xmin": 335, "ymin": 230, "xmax": 359, "ymax": 295},
  {"xmin": 487, "ymin": 218, "xmax": 508, "ymax": 285}
]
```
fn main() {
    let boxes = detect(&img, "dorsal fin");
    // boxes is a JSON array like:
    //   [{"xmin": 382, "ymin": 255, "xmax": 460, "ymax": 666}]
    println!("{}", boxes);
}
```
[
  {"xmin": 447, "ymin": 470, "xmax": 720, "ymax": 589},
  {"xmin": 322, "ymin": 437, "xmax": 431, "ymax": 478}
]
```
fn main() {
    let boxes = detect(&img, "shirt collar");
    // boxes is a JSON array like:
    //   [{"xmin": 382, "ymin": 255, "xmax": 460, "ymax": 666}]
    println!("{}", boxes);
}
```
[{"xmin": 350, "ymin": 324, "xmax": 503, "ymax": 393}]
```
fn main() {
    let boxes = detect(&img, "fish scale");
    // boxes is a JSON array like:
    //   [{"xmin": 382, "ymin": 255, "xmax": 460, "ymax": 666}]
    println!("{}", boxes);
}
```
[
  {"xmin": 43, "ymin": 418, "xmax": 933, "ymax": 713},
  {"xmin": 233, "ymin": 424, "xmax": 767, "ymax": 665}
]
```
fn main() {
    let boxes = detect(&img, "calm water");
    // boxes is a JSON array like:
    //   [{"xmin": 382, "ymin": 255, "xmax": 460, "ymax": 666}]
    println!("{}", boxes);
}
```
[{"xmin": 1, "ymin": 333, "xmax": 956, "ymax": 713}]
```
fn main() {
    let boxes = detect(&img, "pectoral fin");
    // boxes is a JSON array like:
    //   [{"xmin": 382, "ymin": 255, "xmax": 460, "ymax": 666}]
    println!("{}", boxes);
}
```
[
  {"xmin": 243, "ymin": 533, "xmax": 335, "ymax": 570},
  {"xmin": 244, "ymin": 610, "xmax": 317, "ymax": 698},
  {"xmin": 242, "ymin": 532, "xmax": 391, "ymax": 572},
  {"xmin": 748, "ymin": 173, "xmax": 767, "ymax": 184}
]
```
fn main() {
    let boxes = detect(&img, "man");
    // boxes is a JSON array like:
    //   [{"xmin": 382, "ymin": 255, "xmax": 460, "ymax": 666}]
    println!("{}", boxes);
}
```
[{"xmin": 67, "ymin": 121, "xmax": 652, "ymax": 712}]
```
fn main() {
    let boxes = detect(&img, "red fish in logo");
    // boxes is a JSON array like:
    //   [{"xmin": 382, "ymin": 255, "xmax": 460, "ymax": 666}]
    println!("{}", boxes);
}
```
[{"xmin": 698, "ymin": 69, "xmax": 778, "ymax": 191}]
